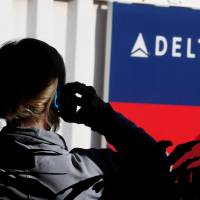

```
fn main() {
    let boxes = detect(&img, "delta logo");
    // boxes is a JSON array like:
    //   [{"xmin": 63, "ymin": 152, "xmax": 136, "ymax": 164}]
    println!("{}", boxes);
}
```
[{"xmin": 130, "ymin": 32, "xmax": 200, "ymax": 59}]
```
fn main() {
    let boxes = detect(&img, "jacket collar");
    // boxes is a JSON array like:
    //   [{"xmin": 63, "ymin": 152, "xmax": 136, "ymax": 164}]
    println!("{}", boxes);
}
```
[{"xmin": 0, "ymin": 125, "xmax": 68, "ymax": 150}]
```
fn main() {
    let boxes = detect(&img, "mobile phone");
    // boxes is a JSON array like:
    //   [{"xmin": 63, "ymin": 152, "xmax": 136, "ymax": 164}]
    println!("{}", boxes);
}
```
[
  {"xmin": 53, "ymin": 83, "xmax": 83, "ymax": 119},
  {"xmin": 53, "ymin": 88, "xmax": 60, "ymax": 111}
]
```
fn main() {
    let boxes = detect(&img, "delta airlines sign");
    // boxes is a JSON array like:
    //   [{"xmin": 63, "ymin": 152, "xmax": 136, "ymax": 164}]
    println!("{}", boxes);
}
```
[
  {"xmin": 107, "ymin": 2, "xmax": 200, "ymax": 151},
  {"xmin": 131, "ymin": 33, "xmax": 199, "ymax": 59}
]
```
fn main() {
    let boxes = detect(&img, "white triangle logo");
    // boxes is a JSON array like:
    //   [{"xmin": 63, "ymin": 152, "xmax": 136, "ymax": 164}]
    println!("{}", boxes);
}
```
[{"xmin": 130, "ymin": 33, "xmax": 149, "ymax": 58}]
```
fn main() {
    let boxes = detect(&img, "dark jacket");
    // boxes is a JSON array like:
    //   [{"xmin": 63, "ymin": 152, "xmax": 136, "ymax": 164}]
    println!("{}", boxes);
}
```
[{"xmin": 0, "ymin": 104, "xmax": 161, "ymax": 200}]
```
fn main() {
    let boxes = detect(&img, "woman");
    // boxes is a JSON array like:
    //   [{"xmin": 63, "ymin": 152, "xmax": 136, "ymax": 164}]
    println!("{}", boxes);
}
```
[{"xmin": 0, "ymin": 38, "xmax": 176, "ymax": 200}]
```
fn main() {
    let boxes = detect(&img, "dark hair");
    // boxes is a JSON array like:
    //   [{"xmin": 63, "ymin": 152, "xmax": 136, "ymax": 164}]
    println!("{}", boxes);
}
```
[{"xmin": 0, "ymin": 38, "xmax": 66, "ymax": 130}]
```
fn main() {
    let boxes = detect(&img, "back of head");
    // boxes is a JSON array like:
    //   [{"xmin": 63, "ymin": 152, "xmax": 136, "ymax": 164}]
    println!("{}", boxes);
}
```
[{"xmin": 0, "ymin": 38, "xmax": 66, "ymax": 130}]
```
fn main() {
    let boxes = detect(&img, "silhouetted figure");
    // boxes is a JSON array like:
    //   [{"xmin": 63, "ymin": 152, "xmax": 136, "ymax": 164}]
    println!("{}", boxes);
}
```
[
  {"xmin": 0, "ymin": 38, "xmax": 160, "ymax": 199},
  {"xmin": 0, "ymin": 38, "xmax": 198, "ymax": 200}
]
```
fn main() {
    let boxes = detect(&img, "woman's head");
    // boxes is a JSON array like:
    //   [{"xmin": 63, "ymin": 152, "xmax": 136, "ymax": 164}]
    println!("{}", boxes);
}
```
[{"xmin": 0, "ymin": 38, "xmax": 66, "ymax": 131}]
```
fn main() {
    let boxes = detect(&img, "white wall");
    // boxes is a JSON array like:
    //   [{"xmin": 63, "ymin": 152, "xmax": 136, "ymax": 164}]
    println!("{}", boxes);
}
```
[{"xmin": 0, "ymin": 0, "xmax": 200, "ymax": 149}]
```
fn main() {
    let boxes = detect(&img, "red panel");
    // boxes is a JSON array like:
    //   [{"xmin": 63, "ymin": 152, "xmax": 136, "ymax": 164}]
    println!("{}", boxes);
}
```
[{"xmin": 110, "ymin": 102, "xmax": 200, "ymax": 157}]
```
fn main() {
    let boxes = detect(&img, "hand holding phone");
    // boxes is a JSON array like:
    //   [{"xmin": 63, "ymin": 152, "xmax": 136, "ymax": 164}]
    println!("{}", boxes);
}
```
[{"xmin": 58, "ymin": 82, "xmax": 105, "ymax": 127}]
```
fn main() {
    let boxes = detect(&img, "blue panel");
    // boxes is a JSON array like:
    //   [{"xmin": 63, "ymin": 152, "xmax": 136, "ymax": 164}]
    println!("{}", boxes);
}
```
[{"xmin": 109, "ymin": 3, "xmax": 200, "ymax": 106}]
